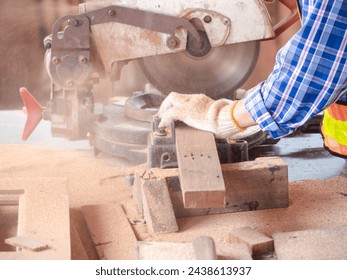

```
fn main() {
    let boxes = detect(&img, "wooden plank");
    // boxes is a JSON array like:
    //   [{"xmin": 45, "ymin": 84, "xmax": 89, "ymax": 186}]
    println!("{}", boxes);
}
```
[
  {"xmin": 273, "ymin": 226, "xmax": 347, "ymax": 260},
  {"xmin": 228, "ymin": 226, "xmax": 274, "ymax": 256},
  {"xmin": 192, "ymin": 236, "xmax": 217, "ymax": 260},
  {"xmin": 70, "ymin": 208, "xmax": 99, "ymax": 260},
  {"xmin": 175, "ymin": 125, "xmax": 225, "ymax": 208},
  {"xmin": 0, "ymin": 177, "xmax": 70, "ymax": 260},
  {"xmin": 5, "ymin": 236, "xmax": 48, "ymax": 252},
  {"xmin": 222, "ymin": 157, "xmax": 288, "ymax": 210},
  {"xmin": 216, "ymin": 243, "xmax": 252, "ymax": 260},
  {"xmin": 0, "ymin": 190, "xmax": 23, "ymax": 206},
  {"xmin": 70, "ymin": 221, "xmax": 89, "ymax": 260},
  {"xmin": 142, "ymin": 178, "xmax": 178, "ymax": 233},
  {"xmin": 135, "ymin": 241, "xmax": 252, "ymax": 260},
  {"xmin": 81, "ymin": 204, "xmax": 137, "ymax": 260},
  {"xmin": 136, "ymin": 156, "xmax": 288, "ymax": 218}
]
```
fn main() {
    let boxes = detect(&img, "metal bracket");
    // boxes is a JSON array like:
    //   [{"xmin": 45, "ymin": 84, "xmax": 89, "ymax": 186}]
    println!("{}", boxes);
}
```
[{"xmin": 85, "ymin": 6, "xmax": 199, "ymax": 41}]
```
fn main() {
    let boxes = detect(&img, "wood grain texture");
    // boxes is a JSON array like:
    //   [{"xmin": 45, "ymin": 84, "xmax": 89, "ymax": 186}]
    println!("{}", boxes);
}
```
[{"xmin": 175, "ymin": 125, "xmax": 225, "ymax": 208}]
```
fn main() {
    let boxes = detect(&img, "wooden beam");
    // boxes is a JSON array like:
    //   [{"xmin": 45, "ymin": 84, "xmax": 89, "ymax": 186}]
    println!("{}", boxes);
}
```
[
  {"xmin": 133, "ymin": 156, "xmax": 288, "ymax": 218},
  {"xmin": 5, "ymin": 236, "xmax": 48, "ymax": 252},
  {"xmin": 142, "ymin": 178, "xmax": 178, "ymax": 234},
  {"xmin": 228, "ymin": 226, "xmax": 274, "ymax": 255},
  {"xmin": 192, "ymin": 236, "xmax": 217, "ymax": 260},
  {"xmin": 175, "ymin": 124, "xmax": 225, "ymax": 208},
  {"xmin": 81, "ymin": 204, "xmax": 137, "ymax": 260},
  {"xmin": 135, "ymin": 241, "xmax": 252, "ymax": 260},
  {"xmin": 273, "ymin": 226, "xmax": 347, "ymax": 260},
  {"xmin": 0, "ymin": 177, "xmax": 71, "ymax": 260}
]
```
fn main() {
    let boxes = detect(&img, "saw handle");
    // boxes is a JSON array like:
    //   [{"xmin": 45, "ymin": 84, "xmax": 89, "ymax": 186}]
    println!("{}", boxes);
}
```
[{"xmin": 20, "ymin": 87, "xmax": 43, "ymax": 141}]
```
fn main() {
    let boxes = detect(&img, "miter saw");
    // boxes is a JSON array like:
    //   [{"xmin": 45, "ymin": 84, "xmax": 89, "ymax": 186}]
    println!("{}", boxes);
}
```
[{"xmin": 21, "ymin": 0, "xmax": 299, "ymax": 163}]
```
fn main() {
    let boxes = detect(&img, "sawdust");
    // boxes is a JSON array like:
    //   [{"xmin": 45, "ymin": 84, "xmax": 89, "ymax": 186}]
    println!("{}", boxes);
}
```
[{"xmin": 0, "ymin": 144, "xmax": 346, "ymax": 259}]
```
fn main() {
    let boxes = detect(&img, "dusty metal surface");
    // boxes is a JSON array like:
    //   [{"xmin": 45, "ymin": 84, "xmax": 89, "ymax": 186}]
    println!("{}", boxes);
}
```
[
  {"xmin": 0, "ymin": 110, "xmax": 345, "ymax": 182},
  {"xmin": 250, "ymin": 133, "xmax": 347, "ymax": 182}
]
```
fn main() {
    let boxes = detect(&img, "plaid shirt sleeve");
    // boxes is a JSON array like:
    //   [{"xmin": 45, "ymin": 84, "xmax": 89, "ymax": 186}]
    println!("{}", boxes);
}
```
[{"xmin": 244, "ymin": 0, "xmax": 347, "ymax": 138}]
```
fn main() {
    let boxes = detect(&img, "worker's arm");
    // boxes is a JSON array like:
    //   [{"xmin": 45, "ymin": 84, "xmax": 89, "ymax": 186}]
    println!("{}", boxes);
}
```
[
  {"xmin": 243, "ymin": 0, "xmax": 347, "ymax": 138},
  {"xmin": 158, "ymin": 1, "xmax": 347, "ymax": 139}
]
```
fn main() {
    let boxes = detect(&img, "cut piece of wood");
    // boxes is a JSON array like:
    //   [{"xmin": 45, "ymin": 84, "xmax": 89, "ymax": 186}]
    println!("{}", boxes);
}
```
[
  {"xmin": 192, "ymin": 236, "xmax": 217, "ymax": 260},
  {"xmin": 70, "ymin": 208, "xmax": 99, "ymax": 260},
  {"xmin": 216, "ymin": 243, "xmax": 252, "ymax": 260},
  {"xmin": 222, "ymin": 157, "xmax": 288, "ymax": 210},
  {"xmin": 228, "ymin": 226, "xmax": 274, "ymax": 255},
  {"xmin": 5, "ymin": 236, "xmax": 48, "ymax": 252},
  {"xmin": 142, "ymin": 178, "xmax": 178, "ymax": 234},
  {"xmin": 134, "ymin": 156, "xmax": 288, "ymax": 218},
  {"xmin": 70, "ymin": 221, "xmax": 89, "ymax": 260},
  {"xmin": 175, "ymin": 124, "xmax": 225, "ymax": 208},
  {"xmin": 81, "ymin": 204, "xmax": 137, "ymax": 260},
  {"xmin": 135, "ymin": 241, "xmax": 252, "ymax": 260},
  {"xmin": 0, "ymin": 190, "xmax": 24, "ymax": 206},
  {"xmin": 136, "ymin": 241, "xmax": 194, "ymax": 260},
  {"xmin": 273, "ymin": 226, "xmax": 347, "ymax": 260},
  {"xmin": 0, "ymin": 177, "xmax": 71, "ymax": 260}
]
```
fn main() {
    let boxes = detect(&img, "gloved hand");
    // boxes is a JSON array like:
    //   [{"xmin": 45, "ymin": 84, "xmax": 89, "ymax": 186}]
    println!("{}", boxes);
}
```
[{"xmin": 157, "ymin": 92, "xmax": 245, "ymax": 139}]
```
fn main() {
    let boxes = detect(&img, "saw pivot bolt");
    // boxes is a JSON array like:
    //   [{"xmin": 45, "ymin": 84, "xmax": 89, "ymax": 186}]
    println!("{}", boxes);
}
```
[
  {"xmin": 204, "ymin": 15, "xmax": 212, "ymax": 23},
  {"xmin": 68, "ymin": 18, "xmax": 78, "ymax": 27},
  {"xmin": 167, "ymin": 36, "xmax": 180, "ymax": 49}
]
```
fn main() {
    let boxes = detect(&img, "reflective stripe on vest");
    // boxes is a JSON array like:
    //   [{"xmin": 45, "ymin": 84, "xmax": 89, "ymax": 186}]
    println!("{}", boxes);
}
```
[{"xmin": 321, "ymin": 103, "xmax": 347, "ymax": 158}]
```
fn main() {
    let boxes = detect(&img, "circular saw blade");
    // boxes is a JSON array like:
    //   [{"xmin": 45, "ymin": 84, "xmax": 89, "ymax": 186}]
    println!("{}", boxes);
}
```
[{"xmin": 138, "ymin": 40, "xmax": 259, "ymax": 99}]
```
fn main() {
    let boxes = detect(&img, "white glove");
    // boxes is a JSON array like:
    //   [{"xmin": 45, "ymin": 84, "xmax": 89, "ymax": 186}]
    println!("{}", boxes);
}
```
[{"xmin": 157, "ymin": 92, "xmax": 245, "ymax": 139}]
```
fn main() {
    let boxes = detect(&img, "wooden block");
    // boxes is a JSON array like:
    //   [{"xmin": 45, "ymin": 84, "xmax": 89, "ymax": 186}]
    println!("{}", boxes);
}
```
[
  {"xmin": 222, "ymin": 157, "xmax": 288, "ymax": 211},
  {"xmin": 216, "ymin": 243, "xmax": 253, "ymax": 260},
  {"xmin": 192, "ymin": 236, "xmax": 217, "ymax": 260},
  {"xmin": 228, "ymin": 226, "xmax": 274, "ymax": 255},
  {"xmin": 273, "ymin": 226, "xmax": 347, "ymax": 260},
  {"xmin": 0, "ymin": 190, "xmax": 23, "ymax": 206},
  {"xmin": 81, "ymin": 204, "xmax": 137, "ymax": 260},
  {"xmin": 70, "ymin": 221, "xmax": 89, "ymax": 260},
  {"xmin": 136, "ymin": 241, "xmax": 253, "ymax": 260},
  {"xmin": 70, "ymin": 208, "xmax": 99, "ymax": 260},
  {"xmin": 175, "ymin": 125, "xmax": 225, "ymax": 208},
  {"xmin": 0, "ymin": 177, "xmax": 71, "ymax": 260},
  {"xmin": 141, "ymin": 156, "xmax": 288, "ymax": 218},
  {"xmin": 136, "ymin": 241, "xmax": 194, "ymax": 260},
  {"xmin": 142, "ymin": 178, "xmax": 178, "ymax": 233},
  {"xmin": 0, "ymin": 252, "xmax": 24, "ymax": 260},
  {"xmin": 5, "ymin": 236, "xmax": 48, "ymax": 252}
]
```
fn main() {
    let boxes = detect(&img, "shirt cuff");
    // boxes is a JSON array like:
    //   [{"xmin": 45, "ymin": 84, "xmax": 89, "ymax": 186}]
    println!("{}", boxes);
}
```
[{"xmin": 244, "ymin": 83, "xmax": 293, "ymax": 138}]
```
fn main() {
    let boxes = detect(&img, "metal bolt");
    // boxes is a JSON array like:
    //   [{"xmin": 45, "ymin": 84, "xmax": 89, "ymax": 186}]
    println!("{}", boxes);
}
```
[
  {"xmin": 78, "ymin": 55, "xmax": 88, "ymax": 64},
  {"xmin": 67, "ymin": 18, "xmax": 78, "ymax": 27},
  {"xmin": 155, "ymin": 127, "xmax": 167, "ymax": 136},
  {"xmin": 167, "ymin": 36, "xmax": 179, "ymax": 49},
  {"xmin": 204, "ymin": 15, "xmax": 212, "ymax": 23},
  {"xmin": 52, "ymin": 56, "xmax": 60, "ymax": 64},
  {"xmin": 108, "ymin": 9, "xmax": 116, "ymax": 16},
  {"xmin": 44, "ymin": 41, "xmax": 51, "ymax": 49},
  {"xmin": 66, "ymin": 80, "xmax": 74, "ymax": 87}
]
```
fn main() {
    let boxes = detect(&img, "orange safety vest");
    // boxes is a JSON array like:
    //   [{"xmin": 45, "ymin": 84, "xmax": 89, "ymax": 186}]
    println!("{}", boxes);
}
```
[{"xmin": 321, "ymin": 102, "xmax": 347, "ymax": 159}]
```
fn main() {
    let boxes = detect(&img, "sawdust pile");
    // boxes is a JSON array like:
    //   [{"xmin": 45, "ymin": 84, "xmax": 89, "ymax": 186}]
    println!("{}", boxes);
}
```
[{"xmin": 1, "ymin": 144, "xmax": 346, "ymax": 259}]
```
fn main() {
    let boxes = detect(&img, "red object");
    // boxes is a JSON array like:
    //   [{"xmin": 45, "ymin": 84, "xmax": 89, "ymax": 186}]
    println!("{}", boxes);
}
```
[{"xmin": 20, "ymin": 87, "xmax": 43, "ymax": 140}]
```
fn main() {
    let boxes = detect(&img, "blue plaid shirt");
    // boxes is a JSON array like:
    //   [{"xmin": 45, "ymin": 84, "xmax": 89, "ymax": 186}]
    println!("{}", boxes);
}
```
[{"xmin": 244, "ymin": 0, "xmax": 347, "ymax": 138}]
